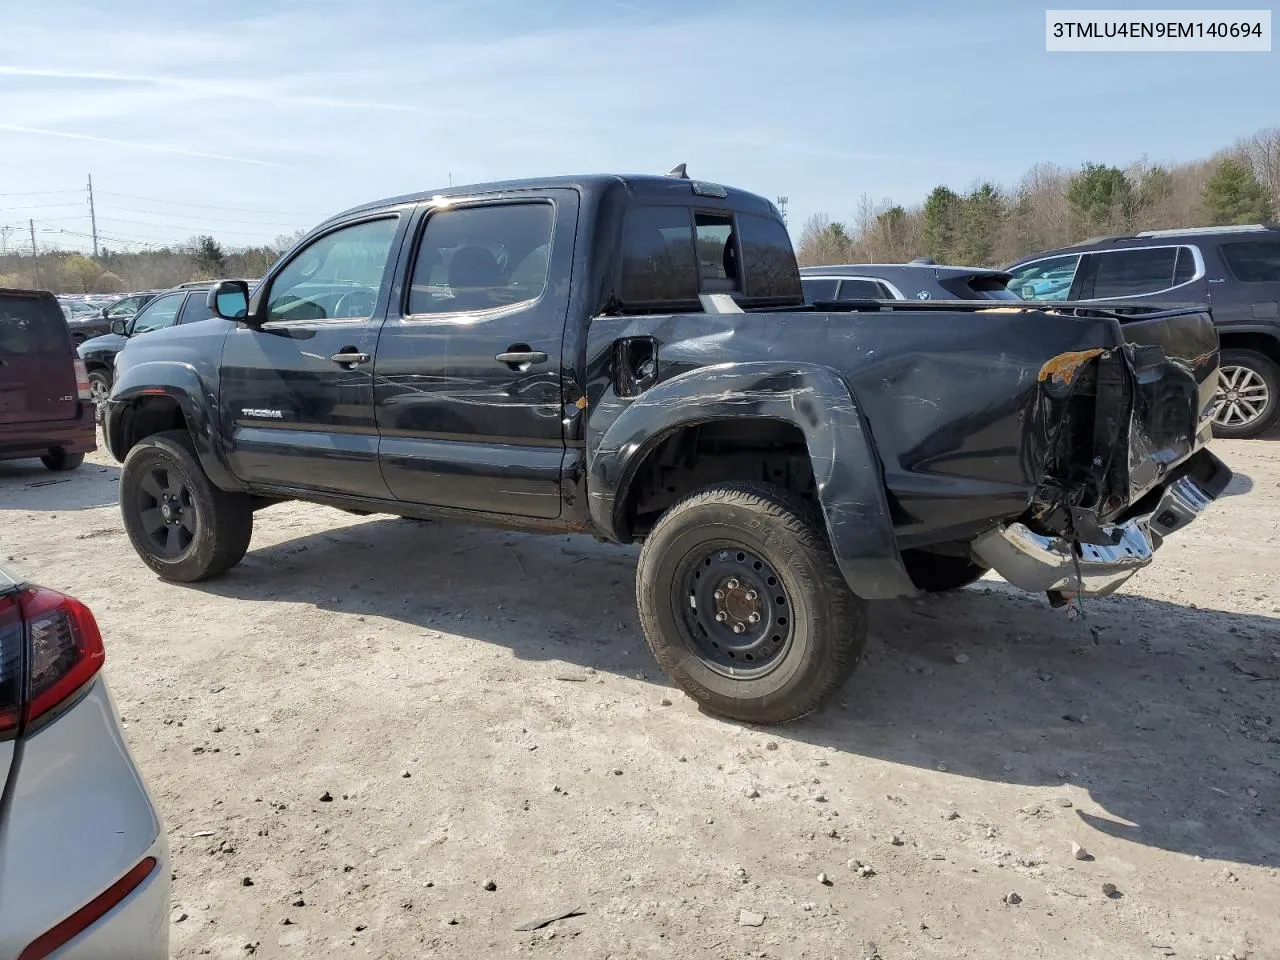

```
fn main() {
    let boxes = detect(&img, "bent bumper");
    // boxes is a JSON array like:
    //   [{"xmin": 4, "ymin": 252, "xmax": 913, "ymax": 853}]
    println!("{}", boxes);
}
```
[{"xmin": 973, "ymin": 456, "xmax": 1229, "ymax": 598}]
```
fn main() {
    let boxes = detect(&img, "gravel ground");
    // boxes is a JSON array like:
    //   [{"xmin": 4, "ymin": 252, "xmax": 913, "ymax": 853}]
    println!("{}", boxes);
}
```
[{"xmin": 1, "ymin": 432, "xmax": 1277, "ymax": 960}]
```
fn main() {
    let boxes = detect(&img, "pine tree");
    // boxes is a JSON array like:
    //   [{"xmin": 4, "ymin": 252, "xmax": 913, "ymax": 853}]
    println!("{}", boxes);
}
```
[{"xmin": 1202, "ymin": 157, "xmax": 1271, "ymax": 225}]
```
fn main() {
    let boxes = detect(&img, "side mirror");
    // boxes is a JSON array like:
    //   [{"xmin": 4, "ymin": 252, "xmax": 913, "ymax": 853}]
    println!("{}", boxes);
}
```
[
  {"xmin": 99, "ymin": 307, "xmax": 110, "ymax": 319},
  {"xmin": 110, "ymin": 319, "xmax": 127, "ymax": 336},
  {"xmin": 208, "ymin": 280, "xmax": 251, "ymax": 322}
]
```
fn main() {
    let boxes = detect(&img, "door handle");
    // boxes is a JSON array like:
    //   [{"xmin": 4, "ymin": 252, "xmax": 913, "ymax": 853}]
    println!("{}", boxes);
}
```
[
  {"xmin": 496, "ymin": 349, "xmax": 549, "ymax": 369},
  {"xmin": 330, "ymin": 351, "xmax": 371, "ymax": 366}
]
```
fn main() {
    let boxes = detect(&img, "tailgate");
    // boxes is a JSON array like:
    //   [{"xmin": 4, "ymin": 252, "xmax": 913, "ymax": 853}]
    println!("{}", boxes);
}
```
[{"xmin": 0, "ymin": 294, "xmax": 79, "ymax": 425}]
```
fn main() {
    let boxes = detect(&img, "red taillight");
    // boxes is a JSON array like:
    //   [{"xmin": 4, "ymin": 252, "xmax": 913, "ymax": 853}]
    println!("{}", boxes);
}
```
[
  {"xmin": 0, "ymin": 594, "xmax": 21, "ymax": 736},
  {"xmin": 18, "ymin": 856, "xmax": 157, "ymax": 960},
  {"xmin": 73, "ymin": 358, "xmax": 92, "ymax": 402},
  {"xmin": 16, "ymin": 587, "xmax": 106, "ymax": 727}
]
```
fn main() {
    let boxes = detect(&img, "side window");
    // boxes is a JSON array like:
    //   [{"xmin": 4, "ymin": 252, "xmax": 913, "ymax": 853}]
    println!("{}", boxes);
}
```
[
  {"xmin": 180, "ymin": 291, "xmax": 216, "ymax": 325},
  {"xmin": 801, "ymin": 278, "xmax": 838, "ymax": 303},
  {"xmin": 737, "ymin": 213, "xmax": 802, "ymax": 301},
  {"xmin": 130, "ymin": 293, "xmax": 185, "ymax": 335},
  {"xmin": 620, "ymin": 206, "xmax": 698, "ymax": 306},
  {"xmin": 1007, "ymin": 254, "xmax": 1081, "ymax": 301},
  {"xmin": 1090, "ymin": 247, "xmax": 1178, "ymax": 298},
  {"xmin": 1221, "ymin": 241, "xmax": 1280, "ymax": 283},
  {"xmin": 265, "ymin": 217, "xmax": 399, "ymax": 323},
  {"xmin": 837, "ymin": 278, "xmax": 888, "ymax": 300},
  {"xmin": 106, "ymin": 295, "xmax": 141, "ymax": 318},
  {"xmin": 1173, "ymin": 246, "xmax": 1198, "ymax": 286},
  {"xmin": 408, "ymin": 203, "xmax": 555, "ymax": 315}
]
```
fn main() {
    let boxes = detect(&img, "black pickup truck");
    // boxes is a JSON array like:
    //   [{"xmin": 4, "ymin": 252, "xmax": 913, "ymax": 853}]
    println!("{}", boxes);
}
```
[{"xmin": 101, "ymin": 170, "xmax": 1232, "ymax": 723}]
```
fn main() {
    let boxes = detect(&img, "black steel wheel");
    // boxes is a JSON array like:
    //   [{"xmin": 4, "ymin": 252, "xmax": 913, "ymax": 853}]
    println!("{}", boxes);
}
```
[
  {"xmin": 120, "ymin": 430, "xmax": 254, "ymax": 581},
  {"xmin": 677, "ymin": 545, "xmax": 794, "ymax": 678},
  {"xmin": 637, "ymin": 482, "xmax": 868, "ymax": 725}
]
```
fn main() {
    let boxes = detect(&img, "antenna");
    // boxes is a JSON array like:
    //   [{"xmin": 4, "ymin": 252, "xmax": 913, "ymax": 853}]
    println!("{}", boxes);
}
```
[
  {"xmin": 87, "ymin": 174, "xmax": 99, "ymax": 258},
  {"xmin": 666, "ymin": 163, "xmax": 689, "ymax": 179},
  {"xmin": 776, "ymin": 195, "xmax": 789, "ymax": 226}
]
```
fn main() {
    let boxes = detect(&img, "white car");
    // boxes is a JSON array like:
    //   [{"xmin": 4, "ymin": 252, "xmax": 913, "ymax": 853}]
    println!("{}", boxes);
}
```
[{"xmin": 0, "ymin": 566, "xmax": 169, "ymax": 960}]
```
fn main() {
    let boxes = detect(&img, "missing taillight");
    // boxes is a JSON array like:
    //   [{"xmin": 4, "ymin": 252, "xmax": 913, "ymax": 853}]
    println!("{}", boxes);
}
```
[{"xmin": 16, "ymin": 587, "xmax": 106, "ymax": 728}]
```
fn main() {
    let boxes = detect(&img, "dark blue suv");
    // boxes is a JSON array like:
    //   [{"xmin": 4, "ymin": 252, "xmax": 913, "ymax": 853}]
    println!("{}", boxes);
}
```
[{"xmin": 1007, "ymin": 225, "xmax": 1280, "ymax": 439}]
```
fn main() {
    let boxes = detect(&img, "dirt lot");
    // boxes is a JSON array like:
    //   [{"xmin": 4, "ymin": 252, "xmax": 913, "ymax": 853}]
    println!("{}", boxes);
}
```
[{"xmin": 2, "ymin": 433, "xmax": 1277, "ymax": 960}]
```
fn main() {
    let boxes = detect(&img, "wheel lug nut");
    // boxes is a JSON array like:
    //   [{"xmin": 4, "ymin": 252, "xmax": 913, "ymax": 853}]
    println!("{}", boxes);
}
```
[
  {"xmin": 726, "ymin": 578, "xmax": 739, "ymax": 590},
  {"xmin": 744, "ymin": 590, "xmax": 757, "ymax": 601},
  {"xmin": 713, "ymin": 589, "xmax": 725, "ymax": 601},
  {"xmin": 719, "ymin": 551, "xmax": 729, "ymax": 561},
  {"xmin": 715, "ymin": 611, "xmax": 728, "ymax": 623},
  {"xmin": 748, "ymin": 613, "xmax": 761, "ymax": 624},
  {"xmin": 732, "ymin": 623, "xmax": 745, "ymax": 634}
]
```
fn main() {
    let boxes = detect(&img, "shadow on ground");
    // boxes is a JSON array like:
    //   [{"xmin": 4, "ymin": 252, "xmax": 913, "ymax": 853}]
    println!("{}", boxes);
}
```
[
  {"xmin": 0, "ymin": 459, "xmax": 121, "ymax": 511},
  {"xmin": 189, "ymin": 510, "xmax": 1280, "ymax": 871}
]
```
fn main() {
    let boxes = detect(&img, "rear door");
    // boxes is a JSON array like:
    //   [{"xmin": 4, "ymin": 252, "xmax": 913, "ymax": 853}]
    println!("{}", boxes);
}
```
[
  {"xmin": 374, "ymin": 191, "xmax": 575, "ymax": 517},
  {"xmin": 1213, "ymin": 238, "xmax": 1280, "ymax": 325},
  {"xmin": 0, "ymin": 293, "xmax": 77, "ymax": 425}
]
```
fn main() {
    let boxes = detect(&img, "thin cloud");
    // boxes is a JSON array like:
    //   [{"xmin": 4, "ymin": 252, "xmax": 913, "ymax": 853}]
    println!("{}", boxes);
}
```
[
  {"xmin": 0, "ymin": 65, "xmax": 420, "ymax": 113},
  {"xmin": 0, "ymin": 123, "xmax": 289, "ymax": 168}
]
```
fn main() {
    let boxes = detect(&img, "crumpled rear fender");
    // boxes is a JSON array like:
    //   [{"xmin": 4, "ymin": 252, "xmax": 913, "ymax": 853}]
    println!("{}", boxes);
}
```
[{"xmin": 587, "ymin": 361, "xmax": 918, "ymax": 600}]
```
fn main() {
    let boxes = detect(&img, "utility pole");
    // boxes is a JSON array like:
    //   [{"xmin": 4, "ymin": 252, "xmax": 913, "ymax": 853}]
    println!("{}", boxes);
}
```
[
  {"xmin": 776, "ymin": 196, "xmax": 789, "ymax": 227},
  {"xmin": 29, "ymin": 219, "xmax": 40, "ymax": 287},
  {"xmin": 87, "ymin": 173, "xmax": 99, "ymax": 258}
]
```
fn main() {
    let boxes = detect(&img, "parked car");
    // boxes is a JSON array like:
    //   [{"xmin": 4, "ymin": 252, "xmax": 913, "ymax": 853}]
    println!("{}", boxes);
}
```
[
  {"xmin": 100, "ymin": 169, "xmax": 1229, "ymax": 724},
  {"xmin": 59, "ymin": 291, "xmax": 164, "ymax": 345},
  {"xmin": 0, "ymin": 288, "xmax": 96, "ymax": 471},
  {"xmin": 0, "ymin": 566, "xmax": 170, "ymax": 959},
  {"xmin": 800, "ymin": 260, "xmax": 1018, "ymax": 303},
  {"xmin": 78, "ymin": 281, "xmax": 253, "ymax": 406},
  {"xmin": 1006, "ymin": 224, "xmax": 1280, "ymax": 438}
]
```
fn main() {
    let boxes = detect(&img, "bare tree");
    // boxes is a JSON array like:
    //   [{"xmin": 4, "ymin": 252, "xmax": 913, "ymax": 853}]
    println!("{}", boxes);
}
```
[{"xmin": 1241, "ymin": 127, "xmax": 1280, "ymax": 218}]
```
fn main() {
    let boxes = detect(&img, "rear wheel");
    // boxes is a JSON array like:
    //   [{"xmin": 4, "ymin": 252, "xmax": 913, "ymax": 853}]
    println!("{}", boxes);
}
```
[
  {"xmin": 636, "ymin": 482, "xmax": 868, "ymax": 725},
  {"xmin": 87, "ymin": 369, "xmax": 111, "ymax": 405},
  {"xmin": 1212, "ymin": 348, "xmax": 1279, "ymax": 439},
  {"xmin": 40, "ymin": 449, "xmax": 85, "ymax": 471},
  {"xmin": 120, "ymin": 430, "xmax": 253, "ymax": 582},
  {"xmin": 901, "ymin": 550, "xmax": 989, "ymax": 593}
]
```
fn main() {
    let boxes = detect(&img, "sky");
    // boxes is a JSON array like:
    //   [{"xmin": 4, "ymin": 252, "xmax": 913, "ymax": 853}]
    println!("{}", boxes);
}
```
[{"xmin": 0, "ymin": 0, "xmax": 1274, "ymax": 255}]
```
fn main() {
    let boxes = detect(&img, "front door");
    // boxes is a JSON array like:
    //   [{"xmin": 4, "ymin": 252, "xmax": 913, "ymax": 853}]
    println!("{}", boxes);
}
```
[
  {"xmin": 219, "ymin": 214, "xmax": 407, "ymax": 499},
  {"xmin": 374, "ymin": 191, "xmax": 576, "ymax": 517}
]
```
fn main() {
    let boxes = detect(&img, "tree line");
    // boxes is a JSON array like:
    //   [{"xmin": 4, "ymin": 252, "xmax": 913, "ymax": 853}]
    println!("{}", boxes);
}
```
[
  {"xmin": 797, "ymin": 125, "xmax": 1280, "ymax": 268},
  {"xmin": 0, "ymin": 231, "xmax": 306, "ymax": 295}
]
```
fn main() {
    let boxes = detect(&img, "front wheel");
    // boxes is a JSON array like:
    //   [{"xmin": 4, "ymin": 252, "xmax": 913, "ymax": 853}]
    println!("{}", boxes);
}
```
[
  {"xmin": 636, "ymin": 482, "xmax": 868, "ymax": 725},
  {"xmin": 1212, "ymin": 348, "xmax": 1279, "ymax": 439},
  {"xmin": 120, "ymin": 430, "xmax": 254, "ymax": 582}
]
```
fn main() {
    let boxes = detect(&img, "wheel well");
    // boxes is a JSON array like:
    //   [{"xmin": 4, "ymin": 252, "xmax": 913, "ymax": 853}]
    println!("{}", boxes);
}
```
[
  {"xmin": 116, "ymin": 396, "xmax": 190, "ymax": 455},
  {"xmin": 1218, "ymin": 331, "xmax": 1280, "ymax": 366},
  {"xmin": 84, "ymin": 360, "xmax": 112, "ymax": 375},
  {"xmin": 620, "ymin": 420, "xmax": 816, "ymax": 540}
]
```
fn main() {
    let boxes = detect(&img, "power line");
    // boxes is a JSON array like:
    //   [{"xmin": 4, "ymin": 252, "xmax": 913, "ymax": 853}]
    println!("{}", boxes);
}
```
[
  {"xmin": 98, "ymin": 189, "xmax": 322, "ymax": 218},
  {"xmin": 0, "ymin": 188, "xmax": 81, "ymax": 197},
  {"xmin": 96, "ymin": 205, "xmax": 307, "ymax": 229},
  {"xmin": 0, "ymin": 202, "xmax": 88, "ymax": 212}
]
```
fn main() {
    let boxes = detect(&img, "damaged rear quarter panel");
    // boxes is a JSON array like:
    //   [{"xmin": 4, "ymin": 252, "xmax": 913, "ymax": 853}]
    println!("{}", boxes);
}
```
[{"xmin": 583, "ymin": 306, "xmax": 1131, "ymax": 596}]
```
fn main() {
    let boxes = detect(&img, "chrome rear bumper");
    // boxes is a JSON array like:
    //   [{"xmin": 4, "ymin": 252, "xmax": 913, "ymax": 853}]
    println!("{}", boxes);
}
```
[{"xmin": 972, "ymin": 475, "xmax": 1215, "ymax": 598}]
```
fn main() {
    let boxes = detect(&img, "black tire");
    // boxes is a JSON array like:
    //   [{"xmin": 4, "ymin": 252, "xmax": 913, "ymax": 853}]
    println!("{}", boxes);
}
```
[
  {"xmin": 40, "ymin": 449, "xmax": 85, "ymax": 471},
  {"xmin": 120, "ymin": 430, "xmax": 253, "ymax": 582},
  {"xmin": 636, "ymin": 482, "xmax": 868, "ymax": 725},
  {"xmin": 1212, "ymin": 348, "xmax": 1280, "ymax": 439},
  {"xmin": 901, "ymin": 550, "xmax": 989, "ymax": 593}
]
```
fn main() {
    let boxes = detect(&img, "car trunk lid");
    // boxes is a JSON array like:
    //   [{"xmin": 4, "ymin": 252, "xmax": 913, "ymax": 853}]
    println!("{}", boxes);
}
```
[{"xmin": 0, "ymin": 291, "xmax": 80, "ymax": 425}]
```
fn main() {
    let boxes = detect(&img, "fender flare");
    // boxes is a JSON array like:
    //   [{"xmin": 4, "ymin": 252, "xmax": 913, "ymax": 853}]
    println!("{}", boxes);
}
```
[
  {"xmin": 105, "ymin": 360, "xmax": 243, "ymax": 491},
  {"xmin": 587, "ymin": 361, "xmax": 918, "ymax": 600}
]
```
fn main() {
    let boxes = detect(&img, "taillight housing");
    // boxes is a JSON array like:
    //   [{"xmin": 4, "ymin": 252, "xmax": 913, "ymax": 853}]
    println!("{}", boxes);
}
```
[
  {"xmin": 73, "ymin": 358, "xmax": 92, "ymax": 402},
  {"xmin": 0, "ymin": 586, "xmax": 106, "ymax": 738}
]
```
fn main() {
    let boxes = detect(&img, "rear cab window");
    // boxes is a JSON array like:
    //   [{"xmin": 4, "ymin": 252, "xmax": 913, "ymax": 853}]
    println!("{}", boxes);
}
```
[
  {"xmin": 0, "ymin": 294, "xmax": 68, "ymax": 356},
  {"xmin": 619, "ymin": 204, "xmax": 801, "ymax": 311},
  {"xmin": 1221, "ymin": 241, "xmax": 1280, "ymax": 283}
]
